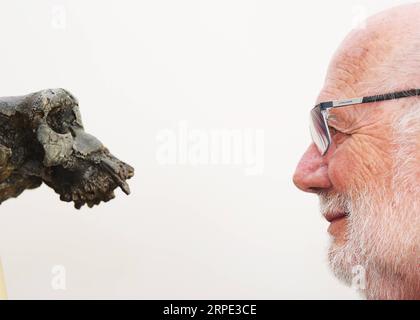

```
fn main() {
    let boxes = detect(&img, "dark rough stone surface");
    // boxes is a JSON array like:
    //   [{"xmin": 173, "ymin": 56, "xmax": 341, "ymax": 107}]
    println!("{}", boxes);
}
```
[{"xmin": 0, "ymin": 88, "xmax": 134, "ymax": 209}]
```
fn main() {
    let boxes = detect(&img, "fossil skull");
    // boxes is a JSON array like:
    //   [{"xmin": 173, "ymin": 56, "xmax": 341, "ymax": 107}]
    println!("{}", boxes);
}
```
[{"xmin": 0, "ymin": 88, "xmax": 134, "ymax": 209}]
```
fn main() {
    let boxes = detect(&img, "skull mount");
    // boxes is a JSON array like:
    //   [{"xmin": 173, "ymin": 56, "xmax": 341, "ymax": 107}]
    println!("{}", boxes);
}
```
[{"xmin": 0, "ymin": 89, "xmax": 134, "ymax": 209}]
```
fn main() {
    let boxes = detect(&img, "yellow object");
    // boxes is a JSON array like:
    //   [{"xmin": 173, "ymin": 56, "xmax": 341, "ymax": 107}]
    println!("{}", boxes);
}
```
[{"xmin": 0, "ymin": 259, "xmax": 7, "ymax": 299}]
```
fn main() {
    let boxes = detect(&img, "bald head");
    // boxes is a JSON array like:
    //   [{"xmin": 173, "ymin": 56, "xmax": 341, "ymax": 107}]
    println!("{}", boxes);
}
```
[
  {"xmin": 321, "ymin": 3, "xmax": 420, "ymax": 102},
  {"xmin": 294, "ymin": 4, "xmax": 420, "ymax": 300}
]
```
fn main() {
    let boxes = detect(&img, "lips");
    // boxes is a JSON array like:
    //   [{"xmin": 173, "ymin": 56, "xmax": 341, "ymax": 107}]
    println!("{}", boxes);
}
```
[
  {"xmin": 326, "ymin": 211, "xmax": 349, "ymax": 240},
  {"xmin": 324, "ymin": 211, "xmax": 349, "ymax": 223}
]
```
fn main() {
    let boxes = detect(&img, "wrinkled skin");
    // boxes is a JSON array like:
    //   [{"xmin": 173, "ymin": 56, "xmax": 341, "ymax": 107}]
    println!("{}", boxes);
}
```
[
  {"xmin": 293, "ymin": 4, "xmax": 420, "ymax": 299},
  {"xmin": 0, "ymin": 88, "xmax": 134, "ymax": 209}
]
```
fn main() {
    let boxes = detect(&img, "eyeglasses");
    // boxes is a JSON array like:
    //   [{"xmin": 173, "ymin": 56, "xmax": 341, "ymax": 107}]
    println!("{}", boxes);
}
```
[{"xmin": 310, "ymin": 89, "xmax": 420, "ymax": 155}]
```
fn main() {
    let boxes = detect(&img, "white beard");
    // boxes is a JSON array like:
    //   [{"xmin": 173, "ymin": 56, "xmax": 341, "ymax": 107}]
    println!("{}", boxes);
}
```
[{"xmin": 320, "ymin": 181, "xmax": 420, "ymax": 299}]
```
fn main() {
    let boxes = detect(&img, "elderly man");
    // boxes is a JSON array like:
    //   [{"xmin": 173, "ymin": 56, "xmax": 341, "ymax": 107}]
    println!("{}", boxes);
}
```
[{"xmin": 293, "ymin": 4, "xmax": 420, "ymax": 300}]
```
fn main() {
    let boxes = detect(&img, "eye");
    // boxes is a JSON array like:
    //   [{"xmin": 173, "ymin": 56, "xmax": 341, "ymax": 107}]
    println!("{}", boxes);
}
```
[
  {"xmin": 329, "ymin": 126, "xmax": 338, "ymax": 136},
  {"xmin": 46, "ymin": 106, "xmax": 77, "ymax": 134},
  {"xmin": 329, "ymin": 126, "xmax": 349, "ymax": 145}
]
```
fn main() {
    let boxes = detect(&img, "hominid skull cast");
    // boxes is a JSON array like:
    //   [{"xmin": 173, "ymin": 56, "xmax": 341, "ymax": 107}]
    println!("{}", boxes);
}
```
[{"xmin": 0, "ymin": 88, "xmax": 134, "ymax": 209}]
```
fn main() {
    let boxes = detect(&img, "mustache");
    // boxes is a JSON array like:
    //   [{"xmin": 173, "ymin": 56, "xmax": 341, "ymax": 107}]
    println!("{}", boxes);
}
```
[{"xmin": 318, "ymin": 192, "xmax": 352, "ymax": 217}]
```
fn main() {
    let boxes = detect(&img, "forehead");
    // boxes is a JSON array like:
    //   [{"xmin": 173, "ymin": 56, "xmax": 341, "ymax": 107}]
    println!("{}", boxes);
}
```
[
  {"xmin": 315, "ymin": 21, "xmax": 416, "ymax": 125},
  {"xmin": 317, "ymin": 6, "xmax": 420, "ymax": 103},
  {"xmin": 318, "ymin": 43, "xmax": 395, "ymax": 104}
]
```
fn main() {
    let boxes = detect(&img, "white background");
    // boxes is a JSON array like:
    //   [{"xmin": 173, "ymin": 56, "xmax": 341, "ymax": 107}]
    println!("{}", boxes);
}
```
[{"xmin": 0, "ymin": 0, "xmax": 412, "ymax": 299}]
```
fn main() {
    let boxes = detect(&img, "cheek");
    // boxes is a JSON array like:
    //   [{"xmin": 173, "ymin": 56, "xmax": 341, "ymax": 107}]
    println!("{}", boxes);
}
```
[{"xmin": 328, "ymin": 135, "xmax": 393, "ymax": 193}]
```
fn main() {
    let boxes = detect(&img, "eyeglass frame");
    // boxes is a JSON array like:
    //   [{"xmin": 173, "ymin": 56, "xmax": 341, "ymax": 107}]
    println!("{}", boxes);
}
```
[{"xmin": 310, "ymin": 88, "xmax": 420, "ymax": 156}]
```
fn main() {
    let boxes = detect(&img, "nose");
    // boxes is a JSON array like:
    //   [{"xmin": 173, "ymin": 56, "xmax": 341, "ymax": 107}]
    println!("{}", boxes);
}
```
[{"xmin": 293, "ymin": 143, "xmax": 332, "ymax": 193}]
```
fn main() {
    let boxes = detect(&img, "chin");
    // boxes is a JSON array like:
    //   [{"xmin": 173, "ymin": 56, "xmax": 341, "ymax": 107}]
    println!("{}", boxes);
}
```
[
  {"xmin": 328, "ymin": 235, "xmax": 359, "ymax": 286},
  {"xmin": 326, "ymin": 215, "xmax": 420, "ymax": 300}
]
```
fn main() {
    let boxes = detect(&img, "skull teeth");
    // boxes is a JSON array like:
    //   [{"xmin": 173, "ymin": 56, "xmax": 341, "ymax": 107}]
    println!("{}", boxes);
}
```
[
  {"xmin": 114, "ymin": 176, "xmax": 131, "ymax": 195},
  {"xmin": 100, "ymin": 158, "xmax": 132, "ymax": 195}
]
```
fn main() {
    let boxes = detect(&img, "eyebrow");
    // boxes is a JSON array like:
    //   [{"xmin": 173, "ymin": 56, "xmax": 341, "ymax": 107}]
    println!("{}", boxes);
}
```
[{"xmin": 317, "ymin": 89, "xmax": 420, "ymax": 111}]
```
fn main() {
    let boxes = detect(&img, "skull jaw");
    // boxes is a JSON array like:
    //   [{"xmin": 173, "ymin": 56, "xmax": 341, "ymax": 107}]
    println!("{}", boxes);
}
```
[
  {"xmin": 42, "ymin": 154, "xmax": 134, "ymax": 209},
  {"xmin": 2, "ymin": 152, "xmax": 134, "ymax": 209}
]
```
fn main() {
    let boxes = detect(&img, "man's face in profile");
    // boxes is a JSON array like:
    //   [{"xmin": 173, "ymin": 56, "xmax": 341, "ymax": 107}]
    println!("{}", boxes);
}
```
[{"xmin": 293, "ymin": 4, "xmax": 420, "ymax": 300}]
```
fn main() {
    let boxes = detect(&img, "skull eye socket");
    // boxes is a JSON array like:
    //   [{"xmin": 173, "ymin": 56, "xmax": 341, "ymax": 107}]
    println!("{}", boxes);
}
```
[{"xmin": 46, "ymin": 106, "xmax": 77, "ymax": 134}]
